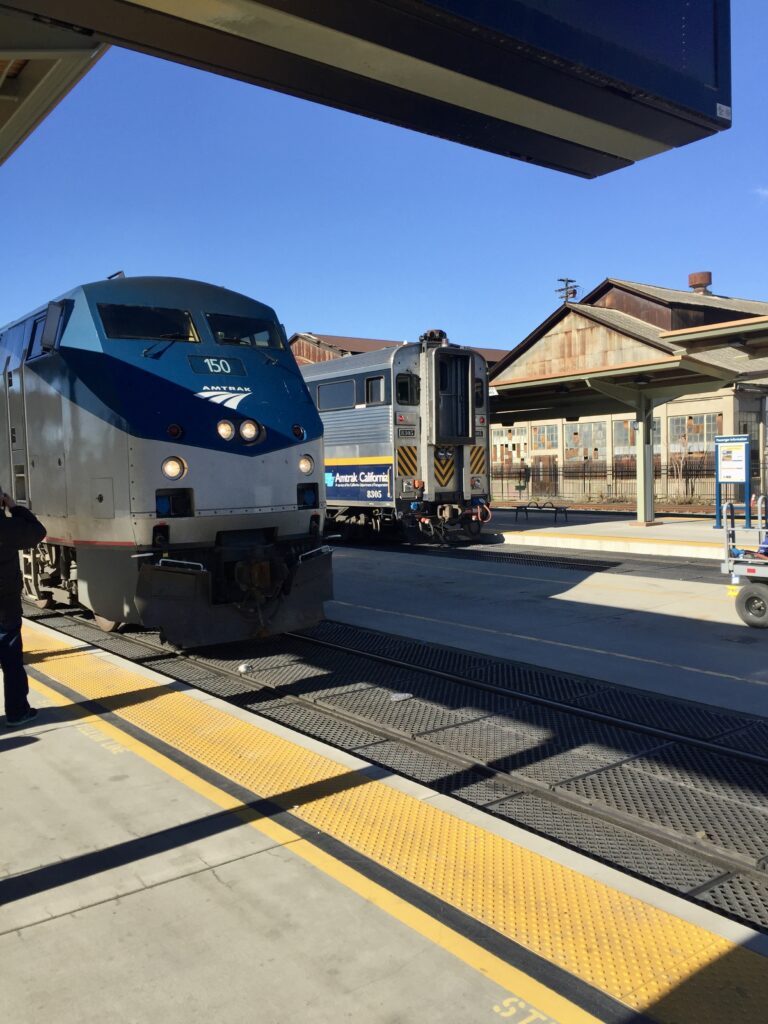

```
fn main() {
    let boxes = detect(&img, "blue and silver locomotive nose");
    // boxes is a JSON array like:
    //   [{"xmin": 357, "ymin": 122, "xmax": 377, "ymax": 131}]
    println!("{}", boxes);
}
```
[{"xmin": 2, "ymin": 276, "xmax": 332, "ymax": 647}]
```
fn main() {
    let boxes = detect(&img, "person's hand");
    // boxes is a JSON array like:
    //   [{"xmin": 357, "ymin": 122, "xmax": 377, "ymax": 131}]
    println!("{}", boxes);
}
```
[{"xmin": 0, "ymin": 491, "xmax": 16, "ymax": 510}]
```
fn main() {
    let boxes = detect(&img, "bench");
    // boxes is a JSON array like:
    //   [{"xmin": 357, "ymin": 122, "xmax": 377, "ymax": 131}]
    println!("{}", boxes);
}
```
[{"xmin": 514, "ymin": 500, "xmax": 569, "ymax": 523}]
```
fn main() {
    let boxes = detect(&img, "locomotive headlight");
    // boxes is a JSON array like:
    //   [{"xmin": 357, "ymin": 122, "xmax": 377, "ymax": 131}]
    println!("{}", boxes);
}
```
[
  {"xmin": 162, "ymin": 456, "xmax": 187, "ymax": 480},
  {"xmin": 298, "ymin": 455, "xmax": 314, "ymax": 475},
  {"xmin": 239, "ymin": 419, "xmax": 261, "ymax": 442},
  {"xmin": 217, "ymin": 420, "xmax": 235, "ymax": 441}
]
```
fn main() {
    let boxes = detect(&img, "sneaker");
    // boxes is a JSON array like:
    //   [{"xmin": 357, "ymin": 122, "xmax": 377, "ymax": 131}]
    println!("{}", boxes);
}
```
[{"xmin": 5, "ymin": 707, "xmax": 38, "ymax": 727}]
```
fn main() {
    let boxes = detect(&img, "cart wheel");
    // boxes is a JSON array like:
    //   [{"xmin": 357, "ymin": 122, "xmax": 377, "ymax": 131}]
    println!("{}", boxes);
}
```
[{"xmin": 736, "ymin": 583, "xmax": 768, "ymax": 628}]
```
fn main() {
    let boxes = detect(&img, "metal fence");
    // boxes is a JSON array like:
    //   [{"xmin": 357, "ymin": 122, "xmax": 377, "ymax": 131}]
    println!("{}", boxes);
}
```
[{"xmin": 491, "ymin": 457, "xmax": 761, "ymax": 507}]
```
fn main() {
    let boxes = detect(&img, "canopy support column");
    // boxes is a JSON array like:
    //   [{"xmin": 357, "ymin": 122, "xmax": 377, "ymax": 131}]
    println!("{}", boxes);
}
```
[{"xmin": 635, "ymin": 395, "xmax": 655, "ymax": 525}]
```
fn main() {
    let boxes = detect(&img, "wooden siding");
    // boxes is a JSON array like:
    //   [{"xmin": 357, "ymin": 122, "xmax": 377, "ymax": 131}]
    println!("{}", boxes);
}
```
[
  {"xmin": 495, "ymin": 311, "xmax": 663, "ymax": 384},
  {"xmin": 593, "ymin": 287, "xmax": 672, "ymax": 329},
  {"xmin": 290, "ymin": 337, "xmax": 345, "ymax": 364}
]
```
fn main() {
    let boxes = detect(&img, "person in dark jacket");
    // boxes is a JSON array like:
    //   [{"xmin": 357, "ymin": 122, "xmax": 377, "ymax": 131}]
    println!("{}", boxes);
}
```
[{"xmin": 0, "ymin": 490, "xmax": 46, "ymax": 726}]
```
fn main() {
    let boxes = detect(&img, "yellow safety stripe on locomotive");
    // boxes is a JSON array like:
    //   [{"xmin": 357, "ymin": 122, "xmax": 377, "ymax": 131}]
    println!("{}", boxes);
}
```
[
  {"xmin": 397, "ymin": 445, "xmax": 418, "ymax": 477},
  {"xmin": 469, "ymin": 446, "xmax": 486, "ymax": 475},
  {"xmin": 434, "ymin": 450, "xmax": 455, "ymax": 488}
]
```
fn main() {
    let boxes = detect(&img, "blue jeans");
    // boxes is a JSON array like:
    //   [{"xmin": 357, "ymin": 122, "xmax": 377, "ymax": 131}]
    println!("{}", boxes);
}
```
[{"xmin": 0, "ymin": 619, "xmax": 29, "ymax": 720}]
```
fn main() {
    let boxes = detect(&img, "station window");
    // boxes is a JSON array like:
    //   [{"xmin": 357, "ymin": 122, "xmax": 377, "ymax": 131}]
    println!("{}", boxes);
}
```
[
  {"xmin": 613, "ymin": 418, "xmax": 661, "ymax": 455},
  {"xmin": 395, "ymin": 372, "xmax": 420, "ymax": 406},
  {"xmin": 668, "ymin": 412, "xmax": 722, "ymax": 452},
  {"xmin": 531, "ymin": 424, "xmax": 559, "ymax": 450},
  {"xmin": 206, "ymin": 312, "xmax": 284, "ymax": 349},
  {"xmin": 98, "ymin": 305, "xmax": 199, "ymax": 342},
  {"xmin": 365, "ymin": 376, "xmax": 385, "ymax": 404},
  {"xmin": 565, "ymin": 421, "xmax": 606, "ymax": 462},
  {"xmin": 317, "ymin": 379, "xmax": 356, "ymax": 411}
]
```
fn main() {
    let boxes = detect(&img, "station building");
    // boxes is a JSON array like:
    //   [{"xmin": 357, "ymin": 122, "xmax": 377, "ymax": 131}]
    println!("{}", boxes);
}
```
[{"xmin": 489, "ymin": 275, "xmax": 768, "ymax": 507}]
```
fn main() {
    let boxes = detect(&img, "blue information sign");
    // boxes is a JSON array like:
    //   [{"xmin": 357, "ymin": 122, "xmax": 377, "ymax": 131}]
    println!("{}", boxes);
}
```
[
  {"xmin": 714, "ymin": 434, "xmax": 750, "ymax": 529},
  {"xmin": 324, "ymin": 461, "xmax": 393, "ymax": 504}
]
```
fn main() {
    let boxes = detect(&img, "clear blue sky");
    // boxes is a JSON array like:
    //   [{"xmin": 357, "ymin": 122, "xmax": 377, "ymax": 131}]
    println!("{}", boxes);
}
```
[{"xmin": 1, "ymin": 4, "xmax": 766, "ymax": 350}]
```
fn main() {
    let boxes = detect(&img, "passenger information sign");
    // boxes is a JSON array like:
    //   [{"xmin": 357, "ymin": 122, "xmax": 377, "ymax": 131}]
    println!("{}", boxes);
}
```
[
  {"xmin": 714, "ymin": 434, "xmax": 751, "ymax": 528},
  {"xmin": 324, "ymin": 459, "xmax": 393, "ymax": 503},
  {"xmin": 716, "ymin": 435, "xmax": 748, "ymax": 483}
]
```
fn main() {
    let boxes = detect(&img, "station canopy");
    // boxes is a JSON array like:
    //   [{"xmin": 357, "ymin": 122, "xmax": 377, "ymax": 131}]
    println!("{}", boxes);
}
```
[
  {"xmin": 490, "ymin": 279, "xmax": 768, "ymax": 423},
  {"xmin": 0, "ymin": 1, "xmax": 731, "ymax": 177}
]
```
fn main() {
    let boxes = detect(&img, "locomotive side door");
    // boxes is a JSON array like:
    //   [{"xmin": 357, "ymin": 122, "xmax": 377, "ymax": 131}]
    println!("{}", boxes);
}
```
[
  {"xmin": 3, "ymin": 320, "xmax": 30, "ymax": 506},
  {"xmin": 25, "ymin": 305, "xmax": 69, "ymax": 521}
]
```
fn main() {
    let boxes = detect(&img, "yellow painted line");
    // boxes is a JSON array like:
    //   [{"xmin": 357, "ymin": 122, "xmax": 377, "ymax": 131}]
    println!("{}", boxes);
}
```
[
  {"xmin": 502, "ymin": 530, "xmax": 722, "ymax": 550},
  {"xmin": 324, "ymin": 456, "xmax": 394, "ymax": 466},
  {"xmin": 23, "ymin": 623, "xmax": 767, "ymax": 1023}
]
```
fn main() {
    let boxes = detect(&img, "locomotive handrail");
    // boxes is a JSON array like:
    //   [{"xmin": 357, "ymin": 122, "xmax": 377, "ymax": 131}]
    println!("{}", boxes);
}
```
[
  {"xmin": 158, "ymin": 558, "xmax": 205, "ymax": 571},
  {"xmin": 299, "ymin": 544, "xmax": 333, "ymax": 562}
]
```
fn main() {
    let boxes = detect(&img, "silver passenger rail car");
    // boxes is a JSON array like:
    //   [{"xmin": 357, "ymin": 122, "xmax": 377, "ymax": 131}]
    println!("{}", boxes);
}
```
[
  {"xmin": 302, "ymin": 330, "xmax": 492, "ymax": 542},
  {"xmin": 0, "ymin": 276, "xmax": 332, "ymax": 647}
]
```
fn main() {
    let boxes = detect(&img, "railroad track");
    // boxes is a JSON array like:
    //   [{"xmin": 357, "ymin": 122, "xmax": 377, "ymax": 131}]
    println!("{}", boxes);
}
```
[{"xmin": 24, "ymin": 602, "xmax": 768, "ymax": 933}]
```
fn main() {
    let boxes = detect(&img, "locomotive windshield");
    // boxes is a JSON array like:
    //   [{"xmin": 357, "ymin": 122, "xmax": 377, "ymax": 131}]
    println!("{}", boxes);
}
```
[
  {"xmin": 206, "ymin": 313, "xmax": 284, "ymax": 349},
  {"xmin": 98, "ymin": 304, "xmax": 199, "ymax": 342}
]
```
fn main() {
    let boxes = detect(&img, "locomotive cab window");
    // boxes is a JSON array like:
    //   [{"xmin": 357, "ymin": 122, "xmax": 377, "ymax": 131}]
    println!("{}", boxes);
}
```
[
  {"xmin": 206, "ymin": 313, "xmax": 284, "ymax": 349},
  {"xmin": 317, "ymin": 379, "xmax": 355, "ymax": 411},
  {"xmin": 365, "ymin": 376, "xmax": 385, "ymax": 405},
  {"xmin": 395, "ymin": 372, "xmax": 420, "ymax": 406},
  {"xmin": 474, "ymin": 378, "xmax": 486, "ymax": 408},
  {"xmin": 98, "ymin": 305, "xmax": 199, "ymax": 342}
]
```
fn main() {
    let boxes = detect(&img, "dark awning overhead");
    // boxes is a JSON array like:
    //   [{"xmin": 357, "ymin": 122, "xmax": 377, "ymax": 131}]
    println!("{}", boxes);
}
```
[{"xmin": 0, "ymin": 10, "xmax": 105, "ymax": 166}]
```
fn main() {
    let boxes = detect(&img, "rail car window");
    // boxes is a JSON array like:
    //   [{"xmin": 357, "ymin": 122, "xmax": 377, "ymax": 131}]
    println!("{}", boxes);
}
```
[
  {"xmin": 317, "ymin": 379, "xmax": 355, "ymax": 411},
  {"xmin": 395, "ymin": 373, "xmax": 420, "ymax": 406},
  {"xmin": 474, "ymin": 378, "xmax": 486, "ymax": 408},
  {"xmin": 98, "ymin": 305, "xmax": 199, "ymax": 342},
  {"xmin": 365, "ymin": 376, "xmax": 385, "ymax": 404},
  {"xmin": 436, "ymin": 353, "xmax": 471, "ymax": 440},
  {"xmin": 206, "ymin": 313, "xmax": 284, "ymax": 349}
]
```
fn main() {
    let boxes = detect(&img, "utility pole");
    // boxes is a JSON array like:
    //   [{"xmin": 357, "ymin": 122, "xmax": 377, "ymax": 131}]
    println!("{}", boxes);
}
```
[{"xmin": 556, "ymin": 277, "xmax": 578, "ymax": 302}]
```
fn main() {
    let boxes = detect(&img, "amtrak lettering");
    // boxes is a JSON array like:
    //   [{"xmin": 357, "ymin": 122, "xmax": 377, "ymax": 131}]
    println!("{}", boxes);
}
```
[{"xmin": 324, "ymin": 462, "xmax": 392, "ymax": 503}]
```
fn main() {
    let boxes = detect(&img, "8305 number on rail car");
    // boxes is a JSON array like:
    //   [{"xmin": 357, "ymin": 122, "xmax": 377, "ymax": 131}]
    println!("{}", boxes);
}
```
[
  {"xmin": 0, "ymin": 276, "xmax": 332, "ymax": 647},
  {"xmin": 302, "ymin": 330, "xmax": 492, "ymax": 542}
]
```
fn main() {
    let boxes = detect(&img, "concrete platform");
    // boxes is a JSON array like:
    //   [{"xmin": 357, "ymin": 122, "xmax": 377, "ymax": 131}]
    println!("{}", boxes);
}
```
[
  {"xmin": 3, "ymin": 620, "xmax": 767, "ymax": 1023},
  {"xmin": 490, "ymin": 509, "xmax": 756, "ymax": 561}
]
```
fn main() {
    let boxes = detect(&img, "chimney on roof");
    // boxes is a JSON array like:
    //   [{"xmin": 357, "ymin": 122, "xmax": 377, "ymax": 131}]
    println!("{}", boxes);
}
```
[{"xmin": 688, "ymin": 271, "xmax": 712, "ymax": 295}]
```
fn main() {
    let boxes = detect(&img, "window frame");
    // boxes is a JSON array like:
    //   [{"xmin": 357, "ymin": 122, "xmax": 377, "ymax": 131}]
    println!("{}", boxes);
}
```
[
  {"xmin": 365, "ymin": 375, "xmax": 385, "ymax": 405},
  {"xmin": 97, "ymin": 304, "xmax": 200, "ymax": 343},
  {"xmin": 395, "ymin": 372, "xmax": 420, "ymax": 406},
  {"xmin": 317, "ymin": 378, "xmax": 356, "ymax": 411}
]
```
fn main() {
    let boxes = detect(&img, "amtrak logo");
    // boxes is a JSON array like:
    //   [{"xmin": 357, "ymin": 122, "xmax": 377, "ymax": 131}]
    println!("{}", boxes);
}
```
[{"xmin": 194, "ymin": 385, "xmax": 252, "ymax": 410}]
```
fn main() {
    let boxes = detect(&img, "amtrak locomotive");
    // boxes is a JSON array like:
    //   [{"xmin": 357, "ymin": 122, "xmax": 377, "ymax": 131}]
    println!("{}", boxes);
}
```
[
  {"xmin": 0, "ymin": 276, "xmax": 331, "ymax": 647},
  {"xmin": 302, "ymin": 330, "xmax": 492, "ymax": 542}
]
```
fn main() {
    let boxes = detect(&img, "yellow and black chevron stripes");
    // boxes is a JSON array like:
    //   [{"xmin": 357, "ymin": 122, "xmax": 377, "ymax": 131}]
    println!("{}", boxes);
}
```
[
  {"xmin": 469, "ymin": 446, "xmax": 486, "ymax": 475},
  {"xmin": 397, "ymin": 445, "xmax": 418, "ymax": 477},
  {"xmin": 433, "ymin": 450, "xmax": 455, "ymax": 488}
]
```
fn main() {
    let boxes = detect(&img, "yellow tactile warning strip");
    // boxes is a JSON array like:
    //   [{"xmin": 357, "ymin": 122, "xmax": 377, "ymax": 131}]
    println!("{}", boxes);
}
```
[{"xmin": 23, "ymin": 623, "xmax": 767, "ymax": 1023}]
